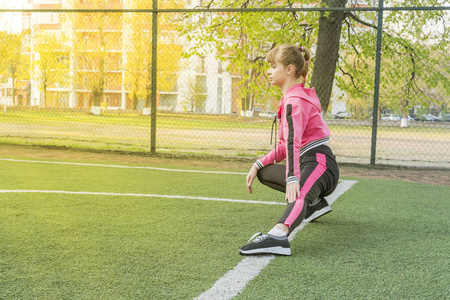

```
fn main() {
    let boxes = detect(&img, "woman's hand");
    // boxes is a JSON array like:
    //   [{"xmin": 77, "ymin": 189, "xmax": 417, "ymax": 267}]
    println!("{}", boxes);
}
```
[
  {"xmin": 285, "ymin": 182, "xmax": 300, "ymax": 203},
  {"xmin": 246, "ymin": 165, "xmax": 258, "ymax": 194}
]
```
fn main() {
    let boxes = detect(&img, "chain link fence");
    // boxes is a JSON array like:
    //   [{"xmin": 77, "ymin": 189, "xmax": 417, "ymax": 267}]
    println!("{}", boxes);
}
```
[{"xmin": 0, "ymin": 1, "xmax": 449, "ymax": 168}]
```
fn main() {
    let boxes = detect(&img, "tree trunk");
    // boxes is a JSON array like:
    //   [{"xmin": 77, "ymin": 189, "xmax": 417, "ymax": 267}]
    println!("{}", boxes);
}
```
[
  {"xmin": 132, "ymin": 91, "xmax": 138, "ymax": 110},
  {"xmin": 11, "ymin": 69, "xmax": 16, "ymax": 107},
  {"xmin": 91, "ymin": 84, "xmax": 103, "ymax": 115},
  {"xmin": 143, "ymin": 91, "xmax": 151, "ymax": 115},
  {"xmin": 310, "ymin": 0, "xmax": 347, "ymax": 114},
  {"xmin": 93, "ymin": 87, "xmax": 103, "ymax": 107},
  {"xmin": 401, "ymin": 111, "xmax": 408, "ymax": 128},
  {"xmin": 145, "ymin": 85, "xmax": 151, "ymax": 108},
  {"xmin": 43, "ymin": 83, "xmax": 47, "ymax": 108}
]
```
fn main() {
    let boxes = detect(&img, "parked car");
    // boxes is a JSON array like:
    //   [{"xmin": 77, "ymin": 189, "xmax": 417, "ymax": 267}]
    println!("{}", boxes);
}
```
[
  {"xmin": 416, "ymin": 114, "xmax": 439, "ymax": 122},
  {"xmin": 445, "ymin": 114, "xmax": 450, "ymax": 122},
  {"xmin": 381, "ymin": 114, "xmax": 401, "ymax": 121},
  {"xmin": 426, "ymin": 114, "xmax": 439, "ymax": 122},
  {"xmin": 437, "ymin": 113, "xmax": 450, "ymax": 122},
  {"xmin": 260, "ymin": 111, "xmax": 277, "ymax": 118},
  {"xmin": 415, "ymin": 114, "xmax": 428, "ymax": 121},
  {"xmin": 334, "ymin": 111, "xmax": 351, "ymax": 119},
  {"xmin": 252, "ymin": 107, "xmax": 262, "ymax": 116}
]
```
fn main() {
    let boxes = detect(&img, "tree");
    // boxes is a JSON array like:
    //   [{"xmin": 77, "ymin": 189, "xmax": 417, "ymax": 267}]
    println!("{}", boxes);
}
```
[
  {"xmin": 181, "ymin": 0, "xmax": 450, "ymax": 118},
  {"xmin": 337, "ymin": 2, "xmax": 450, "ymax": 126},
  {"xmin": 0, "ymin": 31, "xmax": 29, "ymax": 106},
  {"xmin": 70, "ymin": 0, "xmax": 123, "ymax": 114},
  {"xmin": 33, "ymin": 32, "xmax": 70, "ymax": 107},
  {"xmin": 124, "ymin": 0, "xmax": 183, "ymax": 114}
]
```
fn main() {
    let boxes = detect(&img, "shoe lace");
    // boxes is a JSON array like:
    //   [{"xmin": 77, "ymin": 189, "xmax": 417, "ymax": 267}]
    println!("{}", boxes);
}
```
[{"xmin": 247, "ymin": 232, "xmax": 267, "ymax": 243}]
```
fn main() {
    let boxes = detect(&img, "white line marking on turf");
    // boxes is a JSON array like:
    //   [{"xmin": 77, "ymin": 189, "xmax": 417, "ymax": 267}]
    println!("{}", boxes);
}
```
[
  {"xmin": 195, "ymin": 180, "xmax": 358, "ymax": 300},
  {"xmin": 0, "ymin": 190, "xmax": 285, "ymax": 205},
  {"xmin": 0, "ymin": 157, "xmax": 357, "ymax": 298},
  {"xmin": 0, "ymin": 158, "xmax": 247, "ymax": 175}
]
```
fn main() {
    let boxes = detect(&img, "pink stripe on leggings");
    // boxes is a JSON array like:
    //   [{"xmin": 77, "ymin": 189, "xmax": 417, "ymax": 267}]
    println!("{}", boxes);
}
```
[{"xmin": 284, "ymin": 153, "xmax": 327, "ymax": 227}]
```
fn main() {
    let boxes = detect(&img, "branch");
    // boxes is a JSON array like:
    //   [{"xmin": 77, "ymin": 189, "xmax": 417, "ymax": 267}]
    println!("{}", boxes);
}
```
[
  {"xmin": 248, "ymin": 55, "xmax": 266, "ymax": 63},
  {"xmin": 204, "ymin": 0, "xmax": 215, "ymax": 9},
  {"xmin": 405, "ymin": 45, "xmax": 425, "ymax": 95},
  {"xmin": 346, "ymin": 12, "xmax": 377, "ymax": 30},
  {"xmin": 344, "ymin": 17, "xmax": 360, "ymax": 55},
  {"xmin": 338, "ymin": 65, "xmax": 369, "ymax": 96},
  {"xmin": 285, "ymin": 0, "xmax": 298, "ymax": 21},
  {"xmin": 345, "ymin": 12, "xmax": 428, "ymax": 98},
  {"xmin": 209, "ymin": 16, "xmax": 236, "ymax": 29},
  {"xmin": 437, "ymin": 14, "xmax": 448, "ymax": 49},
  {"xmin": 241, "ymin": 0, "xmax": 250, "ymax": 9}
]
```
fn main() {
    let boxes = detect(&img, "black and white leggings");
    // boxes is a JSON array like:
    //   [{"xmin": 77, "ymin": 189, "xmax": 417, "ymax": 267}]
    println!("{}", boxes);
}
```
[{"xmin": 257, "ymin": 145, "xmax": 340, "ymax": 234}]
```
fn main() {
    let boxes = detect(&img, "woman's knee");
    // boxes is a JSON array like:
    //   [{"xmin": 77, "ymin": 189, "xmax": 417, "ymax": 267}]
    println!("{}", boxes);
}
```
[{"xmin": 257, "ymin": 166, "xmax": 272, "ymax": 182}]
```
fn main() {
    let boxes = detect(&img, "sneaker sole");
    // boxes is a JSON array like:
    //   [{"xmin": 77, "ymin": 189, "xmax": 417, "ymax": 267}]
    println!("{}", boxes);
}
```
[
  {"xmin": 304, "ymin": 206, "xmax": 332, "ymax": 223},
  {"xmin": 240, "ymin": 246, "xmax": 291, "ymax": 256}
]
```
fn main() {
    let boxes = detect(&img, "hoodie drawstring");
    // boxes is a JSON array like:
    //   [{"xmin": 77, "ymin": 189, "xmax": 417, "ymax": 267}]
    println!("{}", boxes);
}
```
[{"xmin": 270, "ymin": 115, "xmax": 277, "ymax": 164}]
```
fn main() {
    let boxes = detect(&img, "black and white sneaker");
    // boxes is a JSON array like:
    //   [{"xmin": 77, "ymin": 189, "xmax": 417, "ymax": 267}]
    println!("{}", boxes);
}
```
[
  {"xmin": 239, "ymin": 232, "xmax": 291, "ymax": 256},
  {"xmin": 304, "ymin": 197, "xmax": 332, "ymax": 223}
]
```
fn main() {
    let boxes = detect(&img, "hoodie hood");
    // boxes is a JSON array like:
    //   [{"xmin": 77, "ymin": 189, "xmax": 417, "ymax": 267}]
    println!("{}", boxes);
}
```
[{"xmin": 283, "ymin": 84, "xmax": 322, "ymax": 112}]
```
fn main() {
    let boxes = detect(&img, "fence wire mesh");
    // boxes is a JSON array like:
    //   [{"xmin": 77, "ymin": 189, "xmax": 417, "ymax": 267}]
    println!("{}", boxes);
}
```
[{"xmin": 0, "ymin": 1, "xmax": 449, "ymax": 168}]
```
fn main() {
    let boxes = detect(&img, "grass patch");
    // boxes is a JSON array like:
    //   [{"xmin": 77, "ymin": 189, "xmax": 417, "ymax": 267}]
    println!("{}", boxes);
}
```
[
  {"xmin": 0, "ymin": 158, "xmax": 449, "ymax": 298},
  {"xmin": 1, "ymin": 109, "xmax": 449, "ymax": 166},
  {"xmin": 237, "ymin": 179, "xmax": 449, "ymax": 299},
  {"xmin": 0, "ymin": 159, "xmax": 281, "ymax": 299}
]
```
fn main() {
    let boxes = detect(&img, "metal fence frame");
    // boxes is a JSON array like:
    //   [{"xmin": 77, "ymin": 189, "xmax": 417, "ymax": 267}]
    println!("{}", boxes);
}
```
[{"xmin": 1, "ymin": 3, "xmax": 449, "ymax": 166}]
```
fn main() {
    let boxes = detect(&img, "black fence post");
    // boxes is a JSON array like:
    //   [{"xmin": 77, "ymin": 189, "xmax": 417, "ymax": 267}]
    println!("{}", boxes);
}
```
[
  {"xmin": 370, "ymin": 0, "xmax": 384, "ymax": 165},
  {"xmin": 150, "ymin": 0, "xmax": 158, "ymax": 155}
]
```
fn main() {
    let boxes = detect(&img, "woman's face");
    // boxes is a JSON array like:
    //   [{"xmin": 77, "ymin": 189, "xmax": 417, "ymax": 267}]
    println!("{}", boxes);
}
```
[{"xmin": 267, "ymin": 56, "xmax": 289, "ymax": 87}]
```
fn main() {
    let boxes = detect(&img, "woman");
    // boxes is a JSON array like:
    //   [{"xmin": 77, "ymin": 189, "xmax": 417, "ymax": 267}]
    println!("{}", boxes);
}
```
[{"xmin": 240, "ymin": 45, "xmax": 340, "ymax": 256}]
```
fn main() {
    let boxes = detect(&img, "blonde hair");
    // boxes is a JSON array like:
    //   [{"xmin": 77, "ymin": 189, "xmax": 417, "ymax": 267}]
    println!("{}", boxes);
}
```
[{"xmin": 266, "ymin": 44, "xmax": 311, "ymax": 80}]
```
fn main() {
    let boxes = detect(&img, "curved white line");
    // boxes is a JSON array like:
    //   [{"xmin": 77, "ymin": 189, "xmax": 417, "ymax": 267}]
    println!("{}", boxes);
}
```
[{"xmin": 0, "ymin": 158, "xmax": 247, "ymax": 175}]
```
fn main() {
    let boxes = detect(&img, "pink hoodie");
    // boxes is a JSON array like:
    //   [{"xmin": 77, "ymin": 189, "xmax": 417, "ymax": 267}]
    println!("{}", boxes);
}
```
[{"xmin": 255, "ymin": 84, "xmax": 330, "ymax": 185}]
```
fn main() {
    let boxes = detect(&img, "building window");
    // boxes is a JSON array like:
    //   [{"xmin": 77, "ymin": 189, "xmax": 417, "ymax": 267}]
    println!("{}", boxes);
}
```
[
  {"xmin": 57, "ymin": 56, "xmax": 67, "ymax": 64},
  {"xmin": 23, "ymin": 35, "xmax": 32, "ymax": 48},
  {"xmin": 35, "ymin": 0, "xmax": 62, "ymax": 5},
  {"xmin": 217, "ymin": 77, "xmax": 223, "ymax": 114},
  {"xmin": 36, "ymin": 13, "xmax": 59, "ymax": 24},
  {"xmin": 218, "ymin": 60, "xmax": 223, "ymax": 73},
  {"xmin": 198, "ymin": 56, "xmax": 205, "ymax": 74},
  {"xmin": 160, "ymin": 94, "xmax": 177, "ymax": 110},
  {"xmin": 195, "ymin": 75, "xmax": 207, "ymax": 94},
  {"xmin": 22, "ymin": 16, "xmax": 31, "ymax": 29}
]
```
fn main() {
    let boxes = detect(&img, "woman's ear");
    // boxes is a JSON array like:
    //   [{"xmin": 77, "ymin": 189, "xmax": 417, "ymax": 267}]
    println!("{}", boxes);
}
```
[{"xmin": 286, "ymin": 64, "xmax": 295, "ymax": 76}]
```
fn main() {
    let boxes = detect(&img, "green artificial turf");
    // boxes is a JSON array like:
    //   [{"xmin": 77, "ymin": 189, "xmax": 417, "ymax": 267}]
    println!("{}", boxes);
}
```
[
  {"xmin": 0, "ymin": 158, "xmax": 448, "ymax": 299},
  {"xmin": 237, "ymin": 179, "xmax": 449, "ymax": 299}
]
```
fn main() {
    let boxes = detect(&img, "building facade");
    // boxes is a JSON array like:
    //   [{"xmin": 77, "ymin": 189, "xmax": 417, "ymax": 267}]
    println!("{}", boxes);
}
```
[{"xmin": 20, "ymin": 0, "xmax": 237, "ymax": 115}]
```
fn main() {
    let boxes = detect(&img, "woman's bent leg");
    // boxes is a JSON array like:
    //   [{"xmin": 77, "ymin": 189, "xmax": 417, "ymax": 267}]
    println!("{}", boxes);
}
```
[
  {"xmin": 278, "ymin": 151, "xmax": 334, "ymax": 235},
  {"xmin": 257, "ymin": 164, "xmax": 286, "ymax": 193}
]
